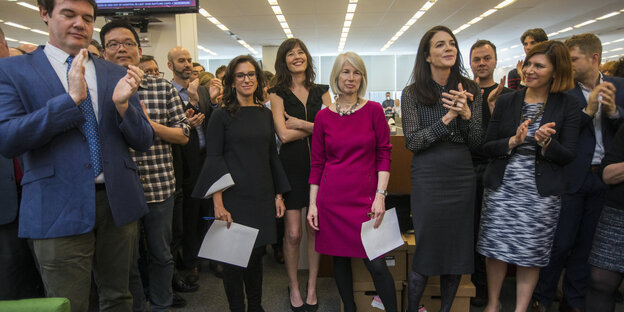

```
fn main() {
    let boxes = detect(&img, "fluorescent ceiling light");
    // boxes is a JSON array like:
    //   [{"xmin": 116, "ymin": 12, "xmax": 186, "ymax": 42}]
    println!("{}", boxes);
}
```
[
  {"xmin": 345, "ymin": 13, "xmax": 354, "ymax": 21},
  {"xmin": 500, "ymin": 48, "xmax": 509, "ymax": 52},
  {"xmin": 422, "ymin": 0, "xmax": 435, "ymax": 11},
  {"xmin": 17, "ymin": 2, "xmax": 39, "ymax": 11},
  {"xmin": 93, "ymin": 27, "xmax": 101, "ymax": 32},
  {"xmin": 481, "ymin": 9, "xmax": 497, "ymax": 17},
  {"xmin": 30, "ymin": 29, "xmax": 48, "ymax": 36},
  {"xmin": 200, "ymin": 6, "xmax": 258, "ymax": 55},
  {"xmin": 495, "ymin": 0, "xmax": 516, "ymax": 9},
  {"xmin": 267, "ymin": 0, "xmax": 294, "ymax": 39},
  {"xmin": 574, "ymin": 19, "xmax": 596, "ymax": 28},
  {"xmin": 271, "ymin": 5, "xmax": 282, "ymax": 14},
  {"xmin": 596, "ymin": 11, "xmax": 619, "ymax": 20},
  {"xmin": 338, "ymin": 0, "xmax": 358, "ymax": 52},
  {"xmin": 19, "ymin": 40, "xmax": 35, "ymax": 45},
  {"xmin": 468, "ymin": 17, "xmax": 483, "ymax": 24},
  {"xmin": 198, "ymin": 45, "xmax": 217, "ymax": 56},
  {"xmin": 347, "ymin": 3, "xmax": 356, "ymax": 13},
  {"xmin": 5, "ymin": 37, "xmax": 18, "ymax": 42},
  {"xmin": 5, "ymin": 22, "xmax": 30, "ymax": 30},
  {"xmin": 380, "ymin": 0, "xmax": 438, "ymax": 51},
  {"xmin": 558, "ymin": 27, "xmax": 573, "ymax": 33}
]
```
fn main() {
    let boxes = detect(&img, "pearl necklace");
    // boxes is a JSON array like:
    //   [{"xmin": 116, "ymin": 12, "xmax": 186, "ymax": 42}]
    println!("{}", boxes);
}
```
[{"xmin": 335, "ymin": 98, "xmax": 360, "ymax": 116}]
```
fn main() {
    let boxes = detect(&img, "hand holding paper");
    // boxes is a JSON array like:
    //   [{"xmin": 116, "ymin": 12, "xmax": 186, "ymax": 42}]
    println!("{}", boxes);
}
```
[
  {"xmin": 198, "ymin": 220, "xmax": 259, "ymax": 268},
  {"xmin": 361, "ymin": 208, "xmax": 405, "ymax": 260}
]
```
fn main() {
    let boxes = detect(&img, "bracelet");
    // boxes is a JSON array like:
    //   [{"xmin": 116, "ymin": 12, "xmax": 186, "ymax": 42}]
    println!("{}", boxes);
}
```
[
  {"xmin": 275, "ymin": 196, "xmax": 284, "ymax": 201},
  {"xmin": 538, "ymin": 137, "xmax": 552, "ymax": 147}
]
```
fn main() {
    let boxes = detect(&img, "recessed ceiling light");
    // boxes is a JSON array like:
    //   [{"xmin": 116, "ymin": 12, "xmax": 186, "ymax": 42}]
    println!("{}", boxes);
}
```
[{"xmin": 200, "ymin": 6, "xmax": 258, "ymax": 55}]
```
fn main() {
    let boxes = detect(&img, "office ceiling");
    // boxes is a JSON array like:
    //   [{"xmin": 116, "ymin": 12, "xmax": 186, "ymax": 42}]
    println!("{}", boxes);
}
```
[{"xmin": 1, "ymin": 0, "xmax": 623, "ymax": 70}]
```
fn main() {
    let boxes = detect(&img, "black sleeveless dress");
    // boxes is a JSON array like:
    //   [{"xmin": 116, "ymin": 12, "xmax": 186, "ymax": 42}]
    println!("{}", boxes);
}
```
[{"xmin": 269, "ymin": 84, "xmax": 329, "ymax": 210}]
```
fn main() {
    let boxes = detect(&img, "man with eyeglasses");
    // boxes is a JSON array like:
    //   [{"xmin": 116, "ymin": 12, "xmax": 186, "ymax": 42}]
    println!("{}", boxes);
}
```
[
  {"xmin": 167, "ymin": 46, "xmax": 221, "ymax": 286},
  {"xmin": 101, "ymin": 20, "xmax": 191, "ymax": 312},
  {"xmin": 0, "ymin": 0, "xmax": 154, "ymax": 311},
  {"xmin": 139, "ymin": 55, "xmax": 163, "ymax": 78}
]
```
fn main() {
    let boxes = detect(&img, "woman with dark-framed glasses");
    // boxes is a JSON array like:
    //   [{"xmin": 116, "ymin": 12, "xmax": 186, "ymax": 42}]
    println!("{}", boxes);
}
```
[
  {"xmin": 191, "ymin": 55, "xmax": 290, "ymax": 312},
  {"xmin": 477, "ymin": 40, "xmax": 580, "ymax": 312}
]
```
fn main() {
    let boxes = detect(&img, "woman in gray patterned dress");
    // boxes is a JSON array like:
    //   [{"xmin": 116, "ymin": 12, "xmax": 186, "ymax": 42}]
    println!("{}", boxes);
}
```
[{"xmin": 477, "ymin": 41, "xmax": 580, "ymax": 312}]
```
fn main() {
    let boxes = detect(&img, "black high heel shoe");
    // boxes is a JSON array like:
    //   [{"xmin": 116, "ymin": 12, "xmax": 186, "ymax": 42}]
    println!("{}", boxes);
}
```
[
  {"xmin": 288, "ymin": 286, "xmax": 306, "ymax": 312},
  {"xmin": 304, "ymin": 283, "xmax": 319, "ymax": 312}
]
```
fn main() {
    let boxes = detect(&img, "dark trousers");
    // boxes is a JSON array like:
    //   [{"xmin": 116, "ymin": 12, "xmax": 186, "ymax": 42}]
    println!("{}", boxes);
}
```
[
  {"xmin": 0, "ymin": 220, "xmax": 44, "ymax": 300},
  {"xmin": 472, "ymin": 163, "xmax": 487, "ymax": 297},
  {"xmin": 533, "ymin": 171, "xmax": 606, "ymax": 308},
  {"xmin": 222, "ymin": 246, "xmax": 266, "ymax": 312},
  {"xmin": 33, "ymin": 188, "xmax": 137, "ymax": 312}
]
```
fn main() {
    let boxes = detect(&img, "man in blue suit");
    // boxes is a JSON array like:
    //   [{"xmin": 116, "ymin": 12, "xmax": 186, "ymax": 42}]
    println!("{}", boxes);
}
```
[
  {"xmin": 532, "ymin": 33, "xmax": 624, "ymax": 312},
  {"xmin": 0, "ymin": 0, "xmax": 154, "ymax": 310}
]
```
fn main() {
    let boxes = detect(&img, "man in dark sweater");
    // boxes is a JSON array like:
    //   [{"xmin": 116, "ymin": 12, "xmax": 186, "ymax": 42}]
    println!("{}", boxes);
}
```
[{"xmin": 469, "ymin": 39, "xmax": 513, "ymax": 307}]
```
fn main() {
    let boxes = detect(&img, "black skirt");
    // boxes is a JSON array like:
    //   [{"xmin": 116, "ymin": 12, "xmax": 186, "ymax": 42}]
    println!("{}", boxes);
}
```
[{"xmin": 410, "ymin": 142, "xmax": 475, "ymax": 275}]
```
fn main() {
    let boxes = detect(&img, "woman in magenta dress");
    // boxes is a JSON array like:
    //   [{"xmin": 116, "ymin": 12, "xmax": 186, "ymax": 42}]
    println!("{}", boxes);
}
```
[{"xmin": 307, "ymin": 52, "xmax": 397, "ymax": 312}]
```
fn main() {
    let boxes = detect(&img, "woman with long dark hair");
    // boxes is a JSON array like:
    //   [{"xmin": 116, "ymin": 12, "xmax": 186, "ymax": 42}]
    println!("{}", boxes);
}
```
[
  {"xmin": 268, "ymin": 38, "xmax": 331, "ymax": 312},
  {"xmin": 192, "ymin": 55, "xmax": 290, "ymax": 312},
  {"xmin": 400, "ymin": 25, "xmax": 482, "ymax": 312},
  {"xmin": 477, "ymin": 41, "xmax": 580, "ymax": 312}
]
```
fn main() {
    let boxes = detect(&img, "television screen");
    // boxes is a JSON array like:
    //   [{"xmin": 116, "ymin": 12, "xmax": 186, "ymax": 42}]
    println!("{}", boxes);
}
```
[{"xmin": 95, "ymin": 0, "xmax": 198, "ymax": 16}]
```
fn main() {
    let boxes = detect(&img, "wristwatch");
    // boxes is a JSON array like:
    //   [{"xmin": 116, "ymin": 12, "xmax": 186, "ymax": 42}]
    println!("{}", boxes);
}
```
[{"xmin": 376, "ymin": 189, "xmax": 388, "ymax": 196}]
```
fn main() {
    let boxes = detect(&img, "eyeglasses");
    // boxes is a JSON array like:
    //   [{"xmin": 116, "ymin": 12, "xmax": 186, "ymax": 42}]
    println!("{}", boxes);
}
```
[
  {"xmin": 105, "ymin": 41, "xmax": 138, "ymax": 50},
  {"xmin": 234, "ymin": 71, "xmax": 256, "ymax": 80},
  {"xmin": 144, "ymin": 70, "xmax": 165, "ymax": 78}
]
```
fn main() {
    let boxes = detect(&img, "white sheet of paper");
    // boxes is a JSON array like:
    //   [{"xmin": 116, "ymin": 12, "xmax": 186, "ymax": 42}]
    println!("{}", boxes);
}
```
[
  {"xmin": 361, "ymin": 208, "xmax": 405, "ymax": 260},
  {"xmin": 198, "ymin": 220, "xmax": 259, "ymax": 268}
]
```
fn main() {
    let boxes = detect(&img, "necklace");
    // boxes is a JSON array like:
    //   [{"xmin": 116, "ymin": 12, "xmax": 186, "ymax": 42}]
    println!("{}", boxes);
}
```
[{"xmin": 335, "ymin": 98, "xmax": 360, "ymax": 116}]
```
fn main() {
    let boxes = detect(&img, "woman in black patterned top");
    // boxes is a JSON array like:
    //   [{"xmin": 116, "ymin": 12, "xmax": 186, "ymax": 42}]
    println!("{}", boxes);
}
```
[
  {"xmin": 401, "ymin": 25, "xmax": 482, "ymax": 312},
  {"xmin": 268, "ymin": 38, "xmax": 331, "ymax": 312}
]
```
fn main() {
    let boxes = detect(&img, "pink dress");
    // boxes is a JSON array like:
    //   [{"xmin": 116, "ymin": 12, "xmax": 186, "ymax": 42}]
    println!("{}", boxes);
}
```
[{"xmin": 309, "ymin": 101, "xmax": 392, "ymax": 258}]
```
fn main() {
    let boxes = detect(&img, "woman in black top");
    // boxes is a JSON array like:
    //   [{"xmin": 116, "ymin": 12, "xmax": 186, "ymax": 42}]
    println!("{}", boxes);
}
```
[
  {"xmin": 586, "ymin": 124, "xmax": 624, "ymax": 311},
  {"xmin": 192, "ymin": 55, "xmax": 290, "ymax": 312},
  {"xmin": 268, "ymin": 38, "xmax": 331, "ymax": 312},
  {"xmin": 401, "ymin": 25, "xmax": 482, "ymax": 312}
]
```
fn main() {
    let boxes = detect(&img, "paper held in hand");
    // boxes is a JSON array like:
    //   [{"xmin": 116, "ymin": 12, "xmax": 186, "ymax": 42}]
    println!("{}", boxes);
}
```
[
  {"xmin": 360, "ymin": 208, "xmax": 405, "ymax": 260},
  {"xmin": 198, "ymin": 220, "xmax": 259, "ymax": 268}
]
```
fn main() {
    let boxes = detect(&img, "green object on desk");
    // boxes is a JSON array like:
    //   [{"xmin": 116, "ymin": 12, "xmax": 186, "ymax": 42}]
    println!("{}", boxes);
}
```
[{"xmin": 0, "ymin": 297, "xmax": 71, "ymax": 312}]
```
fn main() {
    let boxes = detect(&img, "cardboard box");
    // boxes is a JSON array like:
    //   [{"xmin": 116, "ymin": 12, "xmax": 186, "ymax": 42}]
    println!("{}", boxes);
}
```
[
  {"xmin": 351, "ymin": 244, "xmax": 407, "ymax": 283},
  {"xmin": 341, "ymin": 281, "xmax": 404, "ymax": 312}
]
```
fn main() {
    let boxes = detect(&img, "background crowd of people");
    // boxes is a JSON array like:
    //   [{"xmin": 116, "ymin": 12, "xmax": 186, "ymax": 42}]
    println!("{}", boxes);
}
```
[{"xmin": 1, "ymin": 0, "xmax": 624, "ymax": 311}]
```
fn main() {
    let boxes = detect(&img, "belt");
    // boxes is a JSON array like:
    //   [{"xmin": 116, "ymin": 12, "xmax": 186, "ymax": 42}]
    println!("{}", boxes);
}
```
[
  {"xmin": 95, "ymin": 183, "xmax": 106, "ymax": 191},
  {"xmin": 589, "ymin": 165, "xmax": 601, "ymax": 173}
]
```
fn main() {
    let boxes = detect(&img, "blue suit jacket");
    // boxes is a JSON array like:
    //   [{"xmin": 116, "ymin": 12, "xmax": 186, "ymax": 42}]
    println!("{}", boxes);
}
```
[
  {"xmin": 0, "ymin": 156, "xmax": 18, "ymax": 225},
  {"xmin": 564, "ymin": 76, "xmax": 624, "ymax": 193},
  {"xmin": 0, "ymin": 47, "xmax": 154, "ymax": 239}
]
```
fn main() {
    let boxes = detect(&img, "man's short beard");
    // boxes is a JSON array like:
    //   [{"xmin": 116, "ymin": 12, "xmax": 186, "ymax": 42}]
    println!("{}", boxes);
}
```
[{"xmin": 174, "ymin": 67, "xmax": 190, "ymax": 80}]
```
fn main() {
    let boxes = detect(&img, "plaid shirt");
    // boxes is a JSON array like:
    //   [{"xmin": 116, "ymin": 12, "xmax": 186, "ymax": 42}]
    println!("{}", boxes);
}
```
[{"xmin": 130, "ymin": 76, "xmax": 189, "ymax": 203}]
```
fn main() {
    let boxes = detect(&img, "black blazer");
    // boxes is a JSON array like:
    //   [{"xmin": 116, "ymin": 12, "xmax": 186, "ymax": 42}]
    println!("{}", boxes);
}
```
[{"xmin": 483, "ymin": 89, "xmax": 581, "ymax": 196}]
